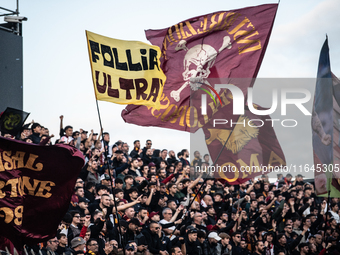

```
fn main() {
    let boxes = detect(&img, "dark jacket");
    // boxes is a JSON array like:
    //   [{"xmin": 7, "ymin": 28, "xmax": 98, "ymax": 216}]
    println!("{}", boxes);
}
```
[
  {"xmin": 167, "ymin": 156, "xmax": 177, "ymax": 166},
  {"xmin": 141, "ymin": 227, "xmax": 163, "ymax": 254},
  {"xmin": 185, "ymin": 236, "xmax": 202, "ymax": 255},
  {"xmin": 274, "ymin": 233, "xmax": 303, "ymax": 255},
  {"xmin": 63, "ymin": 247, "xmax": 84, "ymax": 255},
  {"xmin": 29, "ymin": 132, "xmax": 41, "ymax": 144}
]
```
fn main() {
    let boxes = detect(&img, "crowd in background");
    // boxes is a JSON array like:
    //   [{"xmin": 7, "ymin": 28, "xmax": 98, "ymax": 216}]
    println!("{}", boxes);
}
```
[{"xmin": 2, "ymin": 116, "xmax": 340, "ymax": 255}]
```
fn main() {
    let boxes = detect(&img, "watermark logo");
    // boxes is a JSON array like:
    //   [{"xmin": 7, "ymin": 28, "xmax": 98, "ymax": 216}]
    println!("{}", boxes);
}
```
[{"xmin": 200, "ymin": 84, "xmax": 312, "ymax": 116}]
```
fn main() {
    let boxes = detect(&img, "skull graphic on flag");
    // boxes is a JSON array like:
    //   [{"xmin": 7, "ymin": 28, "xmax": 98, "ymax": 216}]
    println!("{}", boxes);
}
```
[{"xmin": 122, "ymin": 4, "xmax": 278, "ymax": 132}]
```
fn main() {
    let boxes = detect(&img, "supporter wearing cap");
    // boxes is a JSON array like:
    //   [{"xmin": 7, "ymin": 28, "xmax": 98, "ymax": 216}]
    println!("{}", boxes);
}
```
[
  {"xmin": 79, "ymin": 130, "xmax": 88, "ymax": 142},
  {"xmin": 148, "ymin": 162, "xmax": 157, "ymax": 175},
  {"xmin": 149, "ymin": 211, "xmax": 160, "ymax": 222},
  {"xmin": 125, "ymin": 243, "xmax": 135, "ymax": 255},
  {"xmin": 207, "ymin": 231, "xmax": 221, "ymax": 254},
  {"xmin": 212, "ymin": 191, "xmax": 225, "ymax": 216},
  {"xmin": 64, "ymin": 237, "xmax": 86, "ymax": 255},
  {"xmin": 100, "ymin": 174, "xmax": 112, "ymax": 188},
  {"xmin": 185, "ymin": 226, "xmax": 200, "ymax": 255},
  {"xmin": 71, "ymin": 196, "xmax": 89, "ymax": 216}
]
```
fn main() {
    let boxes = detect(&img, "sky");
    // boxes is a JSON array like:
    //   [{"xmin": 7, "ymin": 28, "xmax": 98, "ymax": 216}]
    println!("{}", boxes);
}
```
[{"xmin": 1, "ymin": 0, "xmax": 340, "ymax": 177}]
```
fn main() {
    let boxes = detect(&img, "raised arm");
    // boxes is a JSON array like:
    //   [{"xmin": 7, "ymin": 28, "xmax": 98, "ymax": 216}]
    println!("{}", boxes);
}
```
[
  {"xmin": 187, "ymin": 172, "xmax": 204, "ymax": 191},
  {"xmin": 59, "ymin": 115, "xmax": 64, "ymax": 138},
  {"xmin": 112, "ymin": 195, "xmax": 142, "ymax": 214}
]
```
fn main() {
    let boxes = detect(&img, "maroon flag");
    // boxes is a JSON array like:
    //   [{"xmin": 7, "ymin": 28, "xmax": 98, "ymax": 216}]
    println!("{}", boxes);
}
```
[
  {"xmin": 0, "ymin": 137, "xmax": 84, "ymax": 251},
  {"xmin": 122, "ymin": 4, "xmax": 278, "ymax": 131},
  {"xmin": 202, "ymin": 103, "xmax": 285, "ymax": 184}
]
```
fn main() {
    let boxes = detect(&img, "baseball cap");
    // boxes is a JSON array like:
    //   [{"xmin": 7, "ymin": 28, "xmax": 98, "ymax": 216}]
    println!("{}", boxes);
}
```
[
  {"xmin": 187, "ymin": 228, "xmax": 198, "ymax": 234},
  {"xmin": 125, "ymin": 244, "xmax": 134, "ymax": 251},
  {"xmin": 208, "ymin": 232, "xmax": 221, "ymax": 241},
  {"xmin": 148, "ymin": 162, "xmax": 156, "ymax": 167},
  {"xmin": 149, "ymin": 211, "xmax": 159, "ymax": 218},
  {"xmin": 100, "ymin": 174, "xmax": 111, "ymax": 181},
  {"xmin": 78, "ymin": 197, "xmax": 89, "ymax": 203},
  {"xmin": 71, "ymin": 237, "xmax": 85, "ymax": 248}
]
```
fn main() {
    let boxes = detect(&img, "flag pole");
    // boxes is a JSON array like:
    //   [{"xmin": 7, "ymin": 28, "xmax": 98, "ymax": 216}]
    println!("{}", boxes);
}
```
[
  {"xmin": 169, "ymin": 128, "xmax": 234, "ymax": 238},
  {"xmin": 95, "ymin": 100, "xmax": 126, "ymax": 255},
  {"xmin": 211, "ymin": 128, "xmax": 234, "ymax": 169}
]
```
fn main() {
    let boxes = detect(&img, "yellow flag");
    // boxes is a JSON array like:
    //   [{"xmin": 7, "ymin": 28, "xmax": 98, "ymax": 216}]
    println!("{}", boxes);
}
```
[{"xmin": 86, "ymin": 30, "xmax": 166, "ymax": 109}]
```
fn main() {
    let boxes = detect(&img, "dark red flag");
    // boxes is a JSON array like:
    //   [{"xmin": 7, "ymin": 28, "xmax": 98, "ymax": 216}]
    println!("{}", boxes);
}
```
[
  {"xmin": 122, "ymin": 4, "xmax": 277, "ymax": 131},
  {"xmin": 202, "ymin": 103, "xmax": 286, "ymax": 184},
  {"xmin": 0, "ymin": 137, "xmax": 84, "ymax": 251}
]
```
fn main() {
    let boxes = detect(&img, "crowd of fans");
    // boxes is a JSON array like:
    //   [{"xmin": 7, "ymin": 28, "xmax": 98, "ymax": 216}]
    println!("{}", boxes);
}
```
[{"xmin": 3, "ymin": 117, "xmax": 340, "ymax": 255}]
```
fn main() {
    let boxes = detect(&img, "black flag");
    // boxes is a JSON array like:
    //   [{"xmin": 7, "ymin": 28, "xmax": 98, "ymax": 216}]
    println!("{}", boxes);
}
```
[{"xmin": 0, "ymin": 107, "xmax": 30, "ymax": 136}]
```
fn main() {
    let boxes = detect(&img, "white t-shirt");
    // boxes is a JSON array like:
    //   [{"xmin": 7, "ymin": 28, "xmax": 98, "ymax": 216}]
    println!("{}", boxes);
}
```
[
  {"xmin": 159, "ymin": 219, "xmax": 176, "ymax": 240},
  {"xmin": 60, "ymin": 136, "xmax": 73, "ymax": 143}
]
